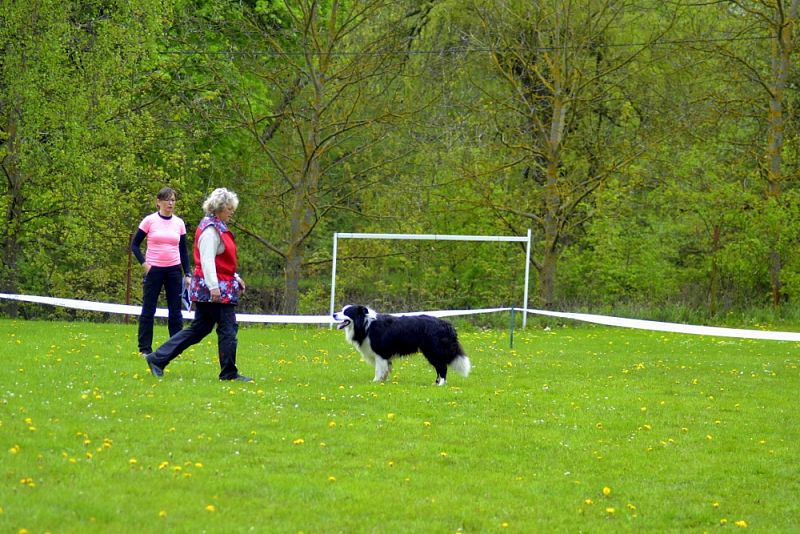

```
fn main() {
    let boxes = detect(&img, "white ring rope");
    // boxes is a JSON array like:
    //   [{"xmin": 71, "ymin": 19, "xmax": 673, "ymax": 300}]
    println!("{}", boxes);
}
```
[{"xmin": 2, "ymin": 293, "xmax": 799, "ymax": 341}]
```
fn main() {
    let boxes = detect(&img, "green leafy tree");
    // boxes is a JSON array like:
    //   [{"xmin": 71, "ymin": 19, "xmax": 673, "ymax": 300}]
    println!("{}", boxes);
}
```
[
  {"xmin": 0, "ymin": 0, "xmax": 185, "ymax": 316},
  {"xmin": 695, "ymin": 0, "xmax": 800, "ymax": 305},
  {"xmin": 169, "ymin": 0, "xmax": 430, "ymax": 313},
  {"xmin": 435, "ymin": 0, "xmax": 670, "ymax": 308}
]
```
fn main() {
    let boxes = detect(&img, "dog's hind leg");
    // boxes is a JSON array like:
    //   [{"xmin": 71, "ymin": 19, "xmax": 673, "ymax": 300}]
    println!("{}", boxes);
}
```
[
  {"xmin": 434, "ymin": 365, "xmax": 447, "ymax": 386},
  {"xmin": 422, "ymin": 349, "xmax": 449, "ymax": 386}
]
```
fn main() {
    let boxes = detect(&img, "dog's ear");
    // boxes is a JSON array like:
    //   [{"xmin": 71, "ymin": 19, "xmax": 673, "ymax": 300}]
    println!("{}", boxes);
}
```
[{"xmin": 352, "ymin": 305, "xmax": 369, "ymax": 331}]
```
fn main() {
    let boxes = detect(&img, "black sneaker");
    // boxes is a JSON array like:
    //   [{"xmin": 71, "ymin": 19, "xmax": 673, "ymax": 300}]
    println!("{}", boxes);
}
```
[
  {"xmin": 145, "ymin": 354, "xmax": 164, "ymax": 378},
  {"xmin": 222, "ymin": 375, "xmax": 253, "ymax": 382}
]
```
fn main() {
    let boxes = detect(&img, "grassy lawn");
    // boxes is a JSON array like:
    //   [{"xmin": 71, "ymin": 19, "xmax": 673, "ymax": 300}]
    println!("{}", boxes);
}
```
[{"xmin": 1, "ymin": 318, "xmax": 798, "ymax": 532}]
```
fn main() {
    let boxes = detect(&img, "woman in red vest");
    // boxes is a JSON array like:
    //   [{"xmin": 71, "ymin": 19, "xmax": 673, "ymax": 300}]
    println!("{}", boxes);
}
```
[{"xmin": 145, "ymin": 188, "xmax": 252, "ymax": 382}]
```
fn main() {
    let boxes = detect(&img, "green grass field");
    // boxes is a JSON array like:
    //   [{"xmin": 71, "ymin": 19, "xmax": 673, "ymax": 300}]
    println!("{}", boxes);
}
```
[{"xmin": 1, "ymin": 318, "xmax": 798, "ymax": 533}]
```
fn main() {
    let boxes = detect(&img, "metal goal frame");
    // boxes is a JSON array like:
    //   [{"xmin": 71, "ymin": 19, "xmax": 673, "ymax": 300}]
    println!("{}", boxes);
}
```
[{"xmin": 329, "ymin": 230, "xmax": 532, "ymax": 327}]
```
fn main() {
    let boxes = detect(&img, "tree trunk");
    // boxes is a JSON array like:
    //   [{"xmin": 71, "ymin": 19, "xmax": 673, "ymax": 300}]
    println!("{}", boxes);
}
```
[
  {"xmin": 540, "ymin": 92, "xmax": 567, "ymax": 309},
  {"xmin": 282, "ymin": 54, "xmax": 324, "ymax": 313},
  {"xmin": 764, "ymin": 0, "xmax": 797, "ymax": 306},
  {"xmin": 283, "ymin": 240, "xmax": 303, "ymax": 315},
  {"xmin": 283, "ymin": 174, "xmax": 317, "ymax": 314},
  {"xmin": 1, "ymin": 112, "xmax": 22, "ymax": 317},
  {"xmin": 709, "ymin": 225, "xmax": 720, "ymax": 316}
]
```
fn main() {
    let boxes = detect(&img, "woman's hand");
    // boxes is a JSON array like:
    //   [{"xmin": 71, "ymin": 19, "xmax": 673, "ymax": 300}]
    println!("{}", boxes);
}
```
[{"xmin": 210, "ymin": 288, "xmax": 221, "ymax": 302}]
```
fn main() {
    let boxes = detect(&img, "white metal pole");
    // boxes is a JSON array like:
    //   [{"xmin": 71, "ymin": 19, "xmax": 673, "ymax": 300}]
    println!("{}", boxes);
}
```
[
  {"xmin": 329, "ymin": 233, "xmax": 339, "ymax": 326},
  {"xmin": 523, "ymin": 228, "xmax": 532, "ymax": 328}
]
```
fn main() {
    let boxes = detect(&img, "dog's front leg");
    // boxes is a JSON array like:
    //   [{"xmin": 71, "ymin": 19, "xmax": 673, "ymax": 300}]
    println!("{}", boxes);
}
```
[{"xmin": 373, "ymin": 358, "xmax": 391, "ymax": 382}]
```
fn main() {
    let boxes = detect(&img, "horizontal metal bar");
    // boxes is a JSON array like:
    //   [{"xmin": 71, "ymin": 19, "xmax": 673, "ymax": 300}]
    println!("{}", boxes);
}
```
[{"xmin": 335, "ymin": 232, "xmax": 529, "ymax": 242}]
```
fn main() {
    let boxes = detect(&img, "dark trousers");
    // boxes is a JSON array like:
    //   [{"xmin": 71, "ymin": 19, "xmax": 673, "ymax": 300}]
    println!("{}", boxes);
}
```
[
  {"xmin": 149, "ymin": 302, "xmax": 239, "ymax": 379},
  {"xmin": 138, "ymin": 265, "xmax": 184, "ymax": 354}
]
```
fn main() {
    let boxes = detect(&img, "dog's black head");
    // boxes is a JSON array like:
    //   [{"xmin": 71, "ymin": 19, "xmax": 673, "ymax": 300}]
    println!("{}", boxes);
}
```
[{"xmin": 332, "ymin": 305, "xmax": 375, "ymax": 343}]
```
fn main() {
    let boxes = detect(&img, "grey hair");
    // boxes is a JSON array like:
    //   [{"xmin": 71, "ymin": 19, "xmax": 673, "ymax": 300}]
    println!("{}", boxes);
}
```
[{"xmin": 202, "ymin": 188, "xmax": 239, "ymax": 215}]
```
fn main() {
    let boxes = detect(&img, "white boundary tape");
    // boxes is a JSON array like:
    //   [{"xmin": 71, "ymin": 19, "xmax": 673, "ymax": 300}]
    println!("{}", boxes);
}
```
[
  {"xmin": 2, "ymin": 293, "xmax": 800, "ymax": 341},
  {"xmin": 517, "ymin": 307, "xmax": 800, "ymax": 342},
  {"xmin": 0, "ymin": 293, "xmax": 332, "ymax": 324}
]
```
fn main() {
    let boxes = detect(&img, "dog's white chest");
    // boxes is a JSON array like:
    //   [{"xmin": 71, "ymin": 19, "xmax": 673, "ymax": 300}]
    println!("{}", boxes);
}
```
[{"xmin": 349, "ymin": 336, "xmax": 378, "ymax": 365}]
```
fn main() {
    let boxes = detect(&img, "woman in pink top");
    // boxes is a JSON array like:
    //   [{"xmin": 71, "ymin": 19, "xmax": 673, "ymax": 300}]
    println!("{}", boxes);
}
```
[{"xmin": 131, "ymin": 187, "xmax": 191, "ymax": 356}]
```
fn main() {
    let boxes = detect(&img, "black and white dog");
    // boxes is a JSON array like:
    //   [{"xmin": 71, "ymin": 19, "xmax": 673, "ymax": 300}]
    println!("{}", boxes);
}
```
[{"xmin": 333, "ymin": 305, "xmax": 471, "ymax": 385}]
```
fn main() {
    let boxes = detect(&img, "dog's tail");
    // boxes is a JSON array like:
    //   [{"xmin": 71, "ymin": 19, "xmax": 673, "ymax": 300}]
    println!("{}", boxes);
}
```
[{"xmin": 449, "ymin": 354, "xmax": 471, "ymax": 377}]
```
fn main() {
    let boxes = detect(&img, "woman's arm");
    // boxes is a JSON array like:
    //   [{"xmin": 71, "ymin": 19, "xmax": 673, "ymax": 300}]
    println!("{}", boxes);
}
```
[{"xmin": 130, "ymin": 229, "xmax": 147, "ymax": 266}]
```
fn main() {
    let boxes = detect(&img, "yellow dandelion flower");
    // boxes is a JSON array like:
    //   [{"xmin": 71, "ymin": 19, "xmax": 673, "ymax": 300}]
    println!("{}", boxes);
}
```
[
  {"xmin": 603, "ymin": 486, "xmax": 612, "ymax": 496},
  {"xmin": 387, "ymin": 413, "xmax": 396, "ymax": 421},
  {"xmin": 293, "ymin": 438, "xmax": 305, "ymax": 445},
  {"xmin": 501, "ymin": 522, "xmax": 509, "ymax": 528},
  {"xmin": 606, "ymin": 507, "xmax": 615, "ymax": 514},
  {"xmin": 584, "ymin": 499, "xmax": 594, "ymax": 505},
  {"xmin": 720, "ymin": 518, "xmax": 728, "ymax": 525},
  {"xmin": 423, "ymin": 421, "xmax": 432, "ymax": 428},
  {"xmin": 205, "ymin": 505, "xmax": 216, "ymax": 513},
  {"xmin": 129, "ymin": 458, "xmax": 138, "ymax": 465},
  {"xmin": 328, "ymin": 421, "xmax": 337, "ymax": 428},
  {"xmin": 328, "ymin": 476, "xmax": 336, "ymax": 482},
  {"xmin": 159, "ymin": 511, "xmax": 168, "ymax": 518},
  {"xmin": 735, "ymin": 520, "xmax": 748, "ymax": 528}
]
